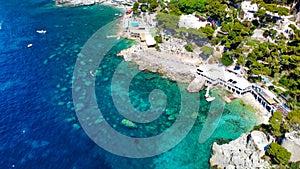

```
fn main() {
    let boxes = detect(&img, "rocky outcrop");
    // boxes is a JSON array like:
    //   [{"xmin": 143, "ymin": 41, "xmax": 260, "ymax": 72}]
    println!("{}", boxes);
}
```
[
  {"xmin": 55, "ymin": 0, "xmax": 103, "ymax": 7},
  {"xmin": 281, "ymin": 131, "xmax": 300, "ymax": 162},
  {"xmin": 187, "ymin": 76, "xmax": 206, "ymax": 93},
  {"xmin": 118, "ymin": 44, "xmax": 200, "ymax": 84},
  {"xmin": 210, "ymin": 131, "xmax": 273, "ymax": 169}
]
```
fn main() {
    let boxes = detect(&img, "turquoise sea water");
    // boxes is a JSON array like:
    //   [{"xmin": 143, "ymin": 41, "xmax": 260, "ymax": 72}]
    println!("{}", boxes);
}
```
[{"xmin": 0, "ymin": 0, "xmax": 258, "ymax": 168}]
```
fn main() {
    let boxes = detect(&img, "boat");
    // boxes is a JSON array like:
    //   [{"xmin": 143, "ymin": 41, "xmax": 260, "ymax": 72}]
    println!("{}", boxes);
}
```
[
  {"xmin": 89, "ymin": 71, "xmax": 95, "ymax": 77},
  {"xmin": 206, "ymin": 97, "xmax": 215, "ymax": 102},
  {"xmin": 27, "ymin": 44, "xmax": 33, "ymax": 48},
  {"xmin": 36, "ymin": 30, "xmax": 47, "ymax": 34}
]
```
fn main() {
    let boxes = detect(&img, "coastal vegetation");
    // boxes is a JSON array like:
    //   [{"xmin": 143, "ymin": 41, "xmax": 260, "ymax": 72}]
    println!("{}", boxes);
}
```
[
  {"xmin": 267, "ymin": 142, "xmax": 291, "ymax": 164},
  {"xmin": 221, "ymin": 53, "xmax": 234, "ymax": 66},
  {"xmin": 254, "ymin": 110, "xmax": 300, "ymax": 137},
  {"xmin": 184, "ymin": 43, "xmax": 195, "ymax": 52},
  {"xmin": 200, "ymin": 45, "xmax": 214, "ymax": 55},
  {"xmin": 178, "ymin": 0, "xmax": 207, "ymax": 14},
  {"xmin": 153, "ymin": 0, "xmax": 299, "ymax": 109},
  {"xmin": 156, "ymin": 12, "xmax": 179, "ymax": 29},
  {"xmin": 269, "ymin": 111, "xmax": 283, "ymax": 136},
  {"xmin": 154, "ymin": 35, "xmax": 163, "ymax": 43},
  {"xmin": 252, "ymin": 109, "xmax": 300, "ymax": 167}
]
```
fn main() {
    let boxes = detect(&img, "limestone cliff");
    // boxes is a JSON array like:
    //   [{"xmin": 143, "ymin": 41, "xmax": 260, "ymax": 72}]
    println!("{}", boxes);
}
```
[{"xmin": 210, "ymin": 131, "xmax": 274, "ymax": 169}]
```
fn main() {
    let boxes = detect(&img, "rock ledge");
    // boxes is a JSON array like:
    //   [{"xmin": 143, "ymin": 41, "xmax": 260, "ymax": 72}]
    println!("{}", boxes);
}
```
[{"xmin": 210, "ymin": 131, "xmax": 274, "ymax": 169}]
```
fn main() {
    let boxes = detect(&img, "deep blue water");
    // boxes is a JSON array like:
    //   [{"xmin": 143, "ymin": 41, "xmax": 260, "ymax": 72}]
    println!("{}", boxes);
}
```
[
  {"xmin": 0, "ymin": 1, "xmax": 123, "ymax": 168},
  {"xmin": 0, "ymin": 1, "xmax": 258, "ymax": 168}
]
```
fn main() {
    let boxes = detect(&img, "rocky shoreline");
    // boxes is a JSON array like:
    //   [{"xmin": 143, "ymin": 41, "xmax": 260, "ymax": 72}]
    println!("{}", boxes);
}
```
[
  {"xmin": 117, "ymin": 43, "xmax": 202, "ymax": 84},
  {"xmin": 54, "ymin": 1, "xmax": 278, "ymax": 168},
  {"xmin": 210, "ymin": 131, "xmax": 274, "ymax": 169},
  {"xmin": 55, "ymin": 0, "xmax": 104, "ymax": 7},
  {"xmin": 55, "ymin": 0, "xmax": 99, "ymax": 7}
]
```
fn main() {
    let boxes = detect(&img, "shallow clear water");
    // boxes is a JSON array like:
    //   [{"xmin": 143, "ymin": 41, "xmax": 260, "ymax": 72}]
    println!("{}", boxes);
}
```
[{"xmin": 0, "ymin": 1, "xmax": 258, "ymax": 168}]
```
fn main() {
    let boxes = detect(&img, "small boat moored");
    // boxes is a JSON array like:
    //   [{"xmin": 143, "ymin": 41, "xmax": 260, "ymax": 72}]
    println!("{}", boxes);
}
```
[
  {"xmin": 36, "ymin": 30, "xmax": 47, "ymax": 34},
  {"xmin": 206, "ymin": 97, "xmax": 216, "ymax": 102}
]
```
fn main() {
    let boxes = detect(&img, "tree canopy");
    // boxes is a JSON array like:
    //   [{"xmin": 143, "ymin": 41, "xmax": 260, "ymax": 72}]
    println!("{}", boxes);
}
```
[
  {"xmin": 269, "ymin": 111, "xmax": 283, "ymax": 136},
  {"xmin": 221, "ymin": 53, "xmax": 234, "ymax": 66},
  {"xmin": 286, "ymin": 110, "xmax": 300, "ymax": 130},
  {"xmin": 178, "ymin": 0, "xmax": 207, "ymax": 14},
  {"xmin": 267, "ymin": 142, "xmax": 291, "ymax": 164},
  {"xmin": 205, "ymin": 0, "xmax": 227, "ymax": 22}
]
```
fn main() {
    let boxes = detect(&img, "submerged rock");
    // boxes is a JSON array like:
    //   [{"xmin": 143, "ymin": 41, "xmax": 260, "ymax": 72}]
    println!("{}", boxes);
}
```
[
  {"xmin": 121, "ymin": 119, "xmax": 137, "ymax": 128},
  {"xmin": 210, "ymin": 131, "xmax": 273, "ymax": 169}
]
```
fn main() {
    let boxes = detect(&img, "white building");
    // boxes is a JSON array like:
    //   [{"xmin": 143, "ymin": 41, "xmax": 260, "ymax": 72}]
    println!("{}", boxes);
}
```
[
  {"xmin": 145, "ymin": 33, "xmax": 156, "ymax": 47},
  {"xmin": 178, "ymin": 15, "xmax": 209, "ymax": 29},
  {"xmin": 197, "ymin": 64, "xmax": 252, "ymax": 96},
  {"xmin": 196, "ymin": 64, "xmax": 277, "ymax": 113},
  {"xmin": 241, "ymin": 1, "xmax": 258, "ymax": 12},
  {"xmin": 241, "ymin": 1, "xmax": 258, "ymax": 21}
]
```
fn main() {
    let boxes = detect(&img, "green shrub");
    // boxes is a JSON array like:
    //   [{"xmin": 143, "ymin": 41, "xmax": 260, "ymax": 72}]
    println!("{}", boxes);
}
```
[
  {"xmin": 156, "ymin": 12, "xmax": 180, "ymax": 29},
  {"xmin": 269, "ymin": 111, "xmax": 283, "ymax": 136},
  {"xmin": 154, "ymin": 36, "xmax": 163, "ymax": 43},
  {"xmin": 185, "ymin": 43, "xmax": 195, "ymax": 52},
  {"xmin": 155, "ymin": 44, "xmax": 160, "ymax": 51},
  {"xmin": 221, "ymin": 53, "xmax": 234, "ymax": 66},
  {"xmin": 286, "ymin": 110, "xmax": 300, "ymax": 130},
  {"xmin": 200, "ymin": 46, "xmax": 214, "ymax": 55},
  {"xmin": 133, "ymin": 2, "xmax": 139, "ymax": 13}
]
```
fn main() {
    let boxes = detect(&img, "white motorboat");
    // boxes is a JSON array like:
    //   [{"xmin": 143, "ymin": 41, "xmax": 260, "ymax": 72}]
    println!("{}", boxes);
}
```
[
  {"xmin": 206, "ymin": 97, "xmax": 215, "ymax": 102},
  {"xmin": 36, "ymin": 30, "xmax": 47, "ymax": 34},
  {"xmin": 0, "ymin": 20, "xmax": 3, "ymax": 30},
  {"xmin": 89, "ymin": 71, "xmax": 95, "ymax": 77}
]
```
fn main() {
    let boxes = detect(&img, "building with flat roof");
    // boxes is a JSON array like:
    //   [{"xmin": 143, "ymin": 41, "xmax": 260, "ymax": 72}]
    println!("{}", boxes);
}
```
[
  {"xmin": 251, "ymin": 85, "xmax": 277, "ymax": 113},
  {"xmin": 241, "ymin": 1, "xmax": 258, "ymax": 12},
  {"xmin": 145, "ymin": 33, "xmax": 156, "ymax": 47},
  {"xmin": 197, "ymin": 64, "xmax": 252, "ymax": 96},
  {"xmin": 196, "ymin": 64, "xmax": 278, "ymax": 113},
  {"xmin": 241, "ymin": 1, "xmax": 258, "ymax": 21}
]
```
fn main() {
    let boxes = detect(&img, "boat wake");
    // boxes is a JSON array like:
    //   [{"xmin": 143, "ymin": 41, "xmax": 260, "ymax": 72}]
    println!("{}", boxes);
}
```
[{"xmin": 0, "ymin": 20, "xmax": 3, "ymax": 30}]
